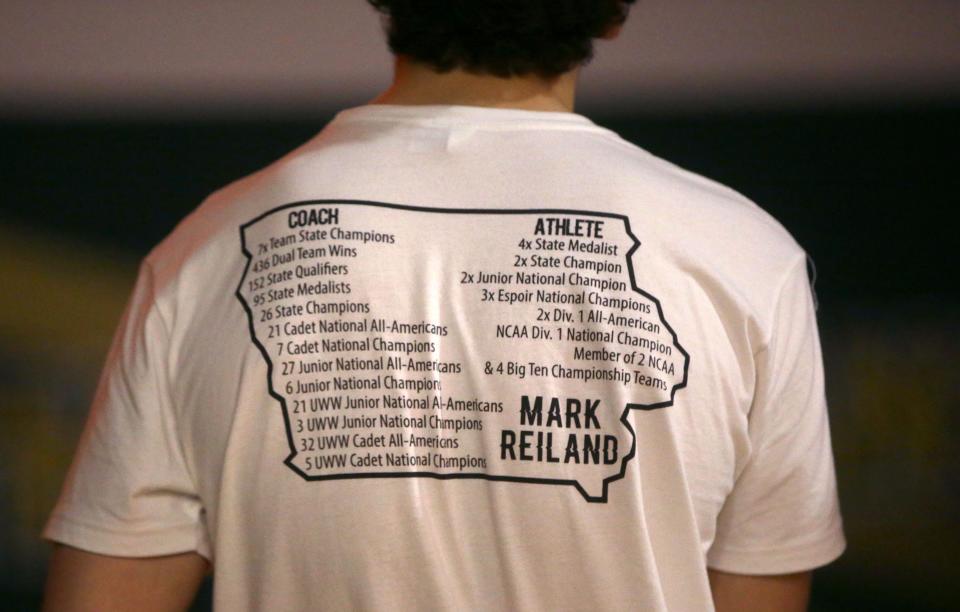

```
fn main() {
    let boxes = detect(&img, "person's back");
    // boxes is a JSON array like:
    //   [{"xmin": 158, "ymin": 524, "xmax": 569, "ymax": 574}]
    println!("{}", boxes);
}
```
[{"xmin": 42, "ymin": 3, "xmax": 845, "ymax": 611}]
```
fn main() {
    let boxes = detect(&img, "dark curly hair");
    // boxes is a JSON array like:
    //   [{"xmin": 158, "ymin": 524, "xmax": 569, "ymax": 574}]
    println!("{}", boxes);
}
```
[{"xmin": 367, "ymin": 0, "xmax": 636, "ymax": 79}]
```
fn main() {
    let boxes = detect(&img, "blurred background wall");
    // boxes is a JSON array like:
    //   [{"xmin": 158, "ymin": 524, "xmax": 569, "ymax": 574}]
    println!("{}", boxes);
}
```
[{"xmin": 1, "ymin": 1, "xmax": 958, "ymax": 609}]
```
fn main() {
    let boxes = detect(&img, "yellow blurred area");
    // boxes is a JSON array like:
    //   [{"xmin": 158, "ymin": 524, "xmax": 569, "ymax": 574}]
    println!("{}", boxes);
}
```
[
  {"xmin": 0, "ymin": 225, "xmax": 138, "ymax": 365},
  {"xmin": 823, "ymin": 311, "xmax": 960, "ymax": 606},
  {"xmin": 0, "ymin": 224, "xmax": 138, "ymax": 576},
  {"xmin": 2, "ymin": 389, "xmax": 76, "ymax": 543}
]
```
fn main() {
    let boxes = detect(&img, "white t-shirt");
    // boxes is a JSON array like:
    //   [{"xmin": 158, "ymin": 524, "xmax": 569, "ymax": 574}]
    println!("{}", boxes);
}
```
[{"xmin": 44, "ymin": 104, "xmax": 845, "ymax": 611}]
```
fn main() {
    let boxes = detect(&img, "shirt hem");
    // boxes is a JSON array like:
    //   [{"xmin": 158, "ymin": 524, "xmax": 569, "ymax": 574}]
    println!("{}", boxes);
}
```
[
  {"xmin": 706, "ymin": 529, "xmax": 847, "ymax": 575},
  {"xmin": 42, "ymin": 513, "xmax": 212, "ymax": 562}
]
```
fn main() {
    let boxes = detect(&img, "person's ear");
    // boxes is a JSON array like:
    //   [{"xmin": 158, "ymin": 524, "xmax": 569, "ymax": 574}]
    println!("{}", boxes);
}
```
[{"xmin": 600, "ymin": 23, "xmax": 623, "ymax": 40}]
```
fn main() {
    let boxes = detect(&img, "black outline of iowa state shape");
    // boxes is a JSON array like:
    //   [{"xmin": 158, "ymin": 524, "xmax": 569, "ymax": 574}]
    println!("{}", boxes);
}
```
[{"xmin": 236, "ymin": 199, "xmax": 690, "ymax": 503}]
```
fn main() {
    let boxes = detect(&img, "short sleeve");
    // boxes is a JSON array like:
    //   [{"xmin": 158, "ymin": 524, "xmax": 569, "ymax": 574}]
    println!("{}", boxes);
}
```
[
  {"xmin": 707, "ymin": 255, "xmax": 846, "ymax": 574},
  {"xmin": 42, "ymin": 259, "xmax": 211, "ymax": 560}
]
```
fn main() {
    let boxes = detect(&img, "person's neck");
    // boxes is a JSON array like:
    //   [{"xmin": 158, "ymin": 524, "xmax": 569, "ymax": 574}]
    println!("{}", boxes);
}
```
[{"xmin": 369, "ymin": 57, "xmax": 579, "ymax": 112}]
